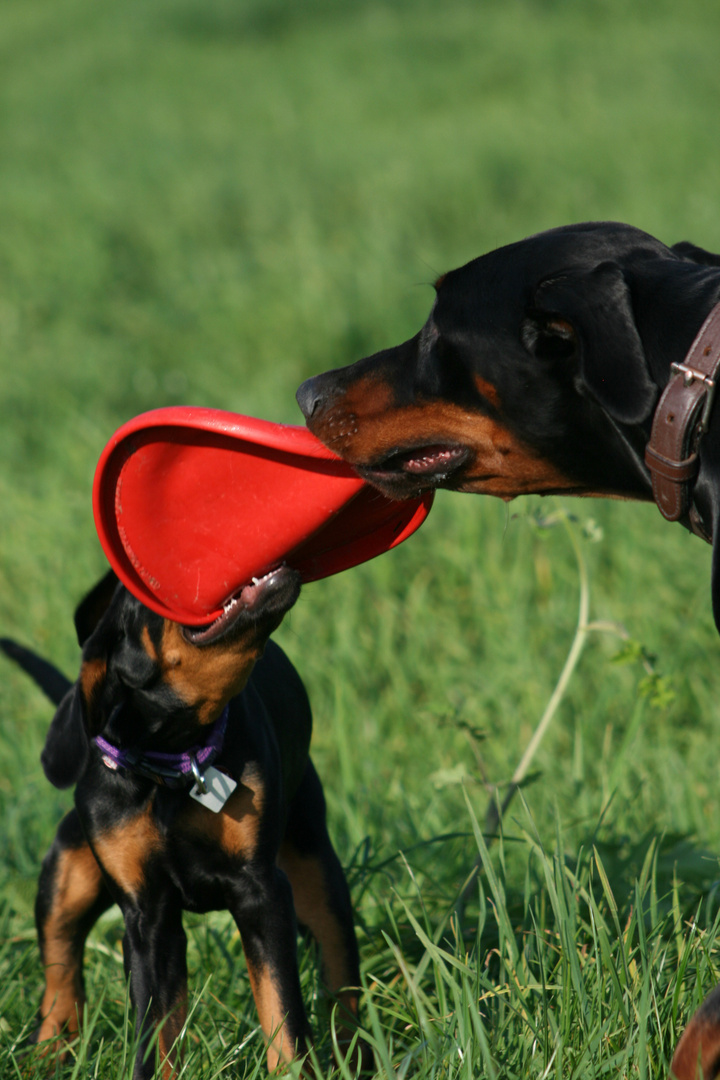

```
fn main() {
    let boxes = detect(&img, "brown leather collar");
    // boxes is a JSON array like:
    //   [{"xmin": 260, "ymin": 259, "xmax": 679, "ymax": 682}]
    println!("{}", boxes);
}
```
[{"xmin": 645, "ymin": 300, "xmax": 720, "ymax": 543}]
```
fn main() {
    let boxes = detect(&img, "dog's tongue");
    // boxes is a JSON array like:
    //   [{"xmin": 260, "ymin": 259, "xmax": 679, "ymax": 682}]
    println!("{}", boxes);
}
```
[{"xmin": 94, "ymin": 407, "xmax": 434, "ymax": 625}]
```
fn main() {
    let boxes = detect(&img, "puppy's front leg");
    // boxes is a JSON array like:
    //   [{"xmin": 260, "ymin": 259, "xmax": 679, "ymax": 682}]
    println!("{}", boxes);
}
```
[
  {"xmin": 231, "ymin": 865, "xmax": 312, "ymax": 1073},
  {"xmin": 279, "ymin": 761, "xmax": 372, "ymax": 1072},
  {"xmin": 122, "ymin": 894, "xmax": 188, "ymax": 1080},
  {"xmin": 88, "ymin": 803, "xmax": 187, "ymax": 1078},
  {"xmin": 35, "ymin": 810, "xmax": 112, "ymax": 1047}
]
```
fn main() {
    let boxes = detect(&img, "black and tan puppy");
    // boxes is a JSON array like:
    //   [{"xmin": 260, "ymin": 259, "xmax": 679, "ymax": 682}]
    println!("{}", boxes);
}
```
[
  {"xmin": 1, "ymin": 567, "xmax": 367, "ymax": 1078},
  {"xmin": 297, "ymin": 222, "xmax": 720, "ymax": 626}
]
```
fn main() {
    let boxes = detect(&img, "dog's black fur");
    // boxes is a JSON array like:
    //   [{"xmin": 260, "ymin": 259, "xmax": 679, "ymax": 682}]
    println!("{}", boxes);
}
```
[
  {"xmin": 297, "ymin": 221, "xmax": 720, "ymax": 628},
  {"xmin": 1, "ymin": 569, "xmax": 368, "ymax": 1078}
]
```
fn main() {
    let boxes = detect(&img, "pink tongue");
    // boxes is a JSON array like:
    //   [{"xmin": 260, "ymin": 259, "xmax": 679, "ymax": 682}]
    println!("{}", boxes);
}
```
[{"xmin": 403, "ymin": 447, "xmax": 462, "ymax": 474}]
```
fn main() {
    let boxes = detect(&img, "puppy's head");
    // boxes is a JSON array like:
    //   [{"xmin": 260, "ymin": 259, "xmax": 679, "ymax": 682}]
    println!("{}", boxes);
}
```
[
  {"xmin": 297, "ymin": 222, "xmax": 720, "ymax": 504},
  {"xmin": 42, "ymin": 565, "xmax": 301, "ymax": 788}
]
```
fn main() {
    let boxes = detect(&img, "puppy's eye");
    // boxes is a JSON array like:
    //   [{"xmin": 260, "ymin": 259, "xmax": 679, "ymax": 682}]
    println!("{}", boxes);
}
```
[{"xmin": 521, "ymin": 315, "xmax": 577, "ymax": 361}]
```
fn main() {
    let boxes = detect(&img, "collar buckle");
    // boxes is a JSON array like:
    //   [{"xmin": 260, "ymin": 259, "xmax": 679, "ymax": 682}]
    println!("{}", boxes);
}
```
[
  {"xmin": 670, "ymin": 361, "xmax": 717, "ymax": 437},
  {"xmin": 190, "ymin": 755, "xmax": 209, "ymax": 794}
]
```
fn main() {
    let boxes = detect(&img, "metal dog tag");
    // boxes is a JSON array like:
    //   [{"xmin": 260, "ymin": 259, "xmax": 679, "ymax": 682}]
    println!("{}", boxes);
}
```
[{"xmin": 189, "ymin": 766, "xmax": 237, "ymax": 813}]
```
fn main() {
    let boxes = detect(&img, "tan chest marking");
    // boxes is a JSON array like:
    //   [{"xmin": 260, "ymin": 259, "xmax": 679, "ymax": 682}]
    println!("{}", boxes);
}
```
[
  {"xmin": 92, "ymin": 805, "xmax": 161, "ymax": 899},
  {"xmin": 180, "ymin": 764, "xmax": 265, "ymax": 860}
]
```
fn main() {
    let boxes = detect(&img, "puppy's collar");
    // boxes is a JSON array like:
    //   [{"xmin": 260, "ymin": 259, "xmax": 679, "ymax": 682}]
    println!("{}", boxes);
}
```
[
  {"xmin": 94, "ymin": 705, "xmax": 229, "ymax": 790},
  {"xmin": 646, "ymin": 299, "xmax": 720, "ymax": 541}
]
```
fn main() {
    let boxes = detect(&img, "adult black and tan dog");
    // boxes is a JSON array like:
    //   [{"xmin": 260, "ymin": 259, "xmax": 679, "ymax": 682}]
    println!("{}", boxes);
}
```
[
  {"xmin": 1, "ymin": 568, "xmax": 368, "ymax": 1078},
  {"xmin": 296, "ymin": 221, "xmax": 720, "ymax": 1078},
  {"xmin": 297, "ymin": 221, "xmax": 720, "ymax": 624}
]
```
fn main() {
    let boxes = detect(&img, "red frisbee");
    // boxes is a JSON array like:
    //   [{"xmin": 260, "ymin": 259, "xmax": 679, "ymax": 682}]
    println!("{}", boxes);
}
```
[{"xmin": 93, "ymin": 407, "xmax": 433, "ymax": 625}]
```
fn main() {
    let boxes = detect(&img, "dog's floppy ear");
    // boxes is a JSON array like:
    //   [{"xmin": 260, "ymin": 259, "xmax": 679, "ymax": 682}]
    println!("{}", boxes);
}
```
[
  {"xmin": 41, "ymin": 576, "xmax": 119, "ymax": 789},
  {"xmin": 528, "ymin": 262, "xmax": 657, "ymax": 425},
  {"xmin": 672, "ymin": 240, "xmax": 720, "ymax": 268},
  {"xmin": 670, "ymin": 983, "xmax": 720, "ymax": 1079},
  {"xmin": 74, "ymin": 568, "xmax": 119, "ymax": 646},
  {"xmin": 41, "ymin": 647, "xmax": 111, "ymax": 788},
  {"xmin": 40, "ymin": 682, "xmax": 91, "ymax": 789}
]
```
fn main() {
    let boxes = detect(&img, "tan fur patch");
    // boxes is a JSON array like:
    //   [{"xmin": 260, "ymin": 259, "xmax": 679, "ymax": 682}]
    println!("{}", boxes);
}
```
[
  {"xmin": 92, "ymin": 805, "xmax": 161, "ymax": 899},
  {"xmin": 156, "ymin": 985, "xmax": 188, "ymax": 1079},
  {"xmin": 671, "ymin": 1013, "xmax": 720, "ymax": 1080},
  {"xmin": 244, "ymin": 956, "xmax": 296, "ymax": 1070},
  {"xmin": 311, "ymin": 390, "xmax": 574, "ymax": 499},
  {"xmin": 37, "ymin": 845, "xmax": 104, "ymax": 1041},
  {"xmin": 277, "ymin": 845, "xmax": 357, "ymax": 1006},
  {"xmin": 157, "ymin": 621, "xmax": 261, "ymax": 726},
  {"xmin": 140, "ymin": 625, "xmax": 158, "ymax": 663},
  {"xmin": 473, "ymin": 375, "xmax": 502, "ymax": 409},
  {"xmin": 179, "ymin": 764, "xmax": 265, "ymax": 860},
  {"xmin": 79, "ymin": 659, "xmax": 107, "ymax": 731}
]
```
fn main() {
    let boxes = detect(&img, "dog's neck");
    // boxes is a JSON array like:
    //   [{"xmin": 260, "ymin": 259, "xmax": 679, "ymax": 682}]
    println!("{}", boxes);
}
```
[
  {"xmin": 100, "ymin": 693, "xmax": 222, "ymax": 756},
  {"xmin": 95, "ymin": 704, "xmax": 230, "ymax": 789},
  {"xmin": 632, "ymin": 259, "xmax": 720, "ymax": 387}
]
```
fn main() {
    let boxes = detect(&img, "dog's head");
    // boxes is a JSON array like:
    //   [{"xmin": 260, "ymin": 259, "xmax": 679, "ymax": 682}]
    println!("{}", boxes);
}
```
[
  {"xmin": 297, "ymin": 222, "xmax": 720, "ymax": 505},
  {"xmin": 42, "ymin": 565, "xmax": 301, "ymax": 789}
]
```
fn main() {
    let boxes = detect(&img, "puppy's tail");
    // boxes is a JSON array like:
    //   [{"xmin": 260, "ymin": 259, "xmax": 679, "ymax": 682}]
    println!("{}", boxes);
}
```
[
  {"xmin": 671, "ymin": 985, "xmax": 720, "ymax": 1079},
  {"xmin": 0, "ymin": 638, "xmax": 72, "ymax": 706}
]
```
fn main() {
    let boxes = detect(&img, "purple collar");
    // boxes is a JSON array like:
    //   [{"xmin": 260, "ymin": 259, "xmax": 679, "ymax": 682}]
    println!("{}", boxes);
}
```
[{"xmin": 94, "ymin": 705, "xmax": 229, "ymax": 790}]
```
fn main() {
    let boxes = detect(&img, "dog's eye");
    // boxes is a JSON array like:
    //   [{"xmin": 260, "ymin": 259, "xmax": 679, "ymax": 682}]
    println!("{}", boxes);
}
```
[{"xmin": 521, "ymin": 315, "xmax": 577, "ymax": 362}]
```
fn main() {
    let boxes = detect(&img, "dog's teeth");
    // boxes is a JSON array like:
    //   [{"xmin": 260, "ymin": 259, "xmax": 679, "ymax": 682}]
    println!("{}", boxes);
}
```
[{"xmin": 251, "ymin": 576, "xmax": 260, "ymax": 586}]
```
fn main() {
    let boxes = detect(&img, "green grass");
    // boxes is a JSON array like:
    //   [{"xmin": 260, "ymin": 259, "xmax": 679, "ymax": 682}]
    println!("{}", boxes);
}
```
[{"xmin": 3, "ymin": 0, "xmax": 720, "ymax": 1075}]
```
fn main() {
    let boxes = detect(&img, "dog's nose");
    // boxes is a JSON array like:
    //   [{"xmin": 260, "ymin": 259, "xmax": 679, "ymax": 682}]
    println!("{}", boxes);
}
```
[{"xmin": 296, "ymin": 376, "xmax": 325, "ymax": 420}]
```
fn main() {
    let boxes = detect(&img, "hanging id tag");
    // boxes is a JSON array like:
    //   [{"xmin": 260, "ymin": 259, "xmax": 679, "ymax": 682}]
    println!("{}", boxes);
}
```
[{"xmin": 189, "ymin": 766, "xmax": 237, "ymax": 813}]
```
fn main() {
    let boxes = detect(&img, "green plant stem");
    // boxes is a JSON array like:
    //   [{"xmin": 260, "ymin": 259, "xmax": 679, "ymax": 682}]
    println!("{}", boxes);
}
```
[
  {"xmin": 459, "ymin": 507, "xmax": 591, "ymax": 912},
  {"xmin": 486, "ymin": 510, "xmax": 591, "ymax": 833}
]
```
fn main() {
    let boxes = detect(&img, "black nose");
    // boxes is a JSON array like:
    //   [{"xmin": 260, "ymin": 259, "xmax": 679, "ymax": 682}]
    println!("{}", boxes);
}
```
[{"xmin": 296, "ymin": 376, "xmax": 325, "ymax": 420}]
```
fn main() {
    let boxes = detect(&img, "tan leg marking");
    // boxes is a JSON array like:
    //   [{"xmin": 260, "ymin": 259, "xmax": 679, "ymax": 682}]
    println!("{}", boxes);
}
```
[
  {"xmin": 37, "ymin": 846, "xmax": 104, "ymax": 1042},
  {"xmin": 244, "ymin": 957, "xmax": 298, "ymax": 1071},
  {"xmin": 155, "ymin": 985, "xmax": 188, "ymax": 1080},
  {"xmin": 277, "ymin": 846, "xmax": 359, "ymax": 1021}
]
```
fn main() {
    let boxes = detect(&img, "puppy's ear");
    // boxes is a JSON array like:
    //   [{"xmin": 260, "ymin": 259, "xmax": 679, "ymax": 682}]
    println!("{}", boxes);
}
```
[
  {"xmin": 42, "ymin": 589, "xmax": 117, "ymax": 788},
  {"xmin": 74, "ymin": 569, "xmax": 119, "ymax": 647},
  {"xmin": 672, "ymin": 240, "xmax": 720, "ymax": 268},
  {"xmin": 41, "ymin": 682, "xmax": 91, "ymax": 788},
  {"xmin": 670, "ymin": 983, "xmax": 720, "ymax": 1079},
  {"xmin": 529, "ymin": 262, "xmax": 657, "ymax": 425}
]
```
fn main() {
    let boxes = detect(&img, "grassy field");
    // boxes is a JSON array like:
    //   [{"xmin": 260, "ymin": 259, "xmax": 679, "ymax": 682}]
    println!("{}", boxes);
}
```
[{"xmin": 3, "ymin": 0, "xmax": 720, "ymax": 1075}]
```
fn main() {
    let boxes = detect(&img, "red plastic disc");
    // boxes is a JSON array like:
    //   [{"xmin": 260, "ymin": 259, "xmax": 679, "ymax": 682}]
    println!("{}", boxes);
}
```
[{"xmin": 93, "ymin": 407, "xmax": 433, "ymax": 624}]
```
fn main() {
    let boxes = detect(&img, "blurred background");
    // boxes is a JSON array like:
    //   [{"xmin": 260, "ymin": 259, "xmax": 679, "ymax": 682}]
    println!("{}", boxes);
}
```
[{"xmin": 3, "ymin": 0, "xmax": 720, "ymax": 1074}]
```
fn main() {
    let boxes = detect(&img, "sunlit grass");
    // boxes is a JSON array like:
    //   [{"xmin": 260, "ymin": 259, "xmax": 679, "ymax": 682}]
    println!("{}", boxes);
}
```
[{"xmin": 3, "ymin": 0, "xmax": 720, "ymax": 1074}]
